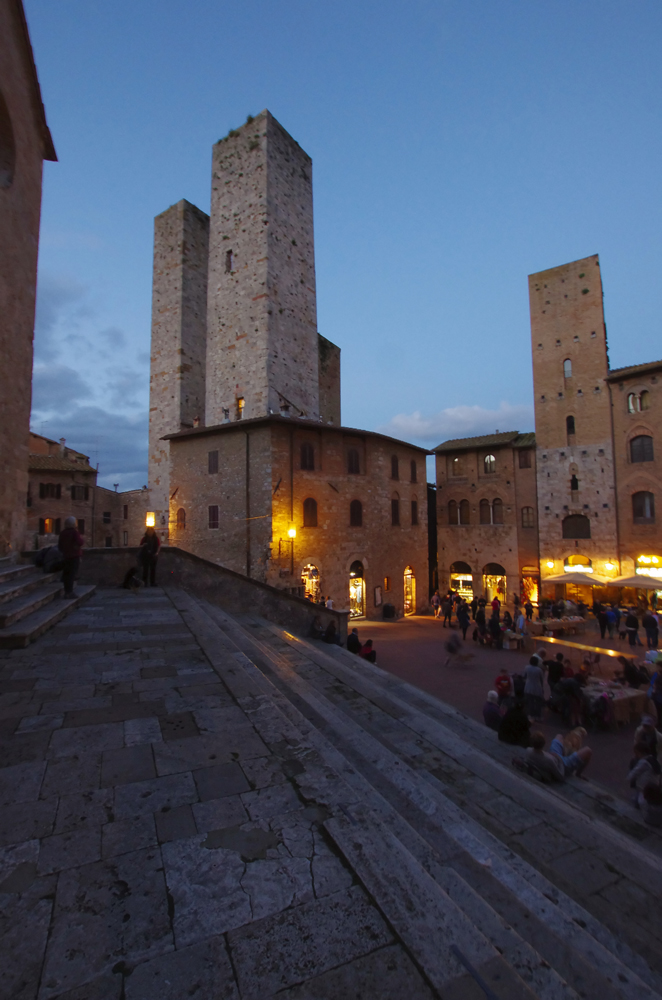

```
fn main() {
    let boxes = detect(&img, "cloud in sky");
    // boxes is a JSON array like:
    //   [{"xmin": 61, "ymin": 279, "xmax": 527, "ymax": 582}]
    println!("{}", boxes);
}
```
[{"xmin": 378, "ymin": 401, "xmax": 535, "ymax": 449}]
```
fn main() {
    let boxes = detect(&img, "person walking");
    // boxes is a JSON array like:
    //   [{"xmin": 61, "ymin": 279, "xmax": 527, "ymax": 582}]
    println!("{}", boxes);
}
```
[
  {"xmin": 642, "ymin": 610, "xmax": 659, "ymax": 649},
  {"xmin": 457, "ymin": 600, "xmax": 471, "ymax": 640},
  {"xmin": 431, "ymin": 590, "xmax": 441, "ymax": 619},
  {"xmin": 139, "ymin": 526, "xmax": 161, "ymax": 587},
  {"xmin": 58, "ymin": 516, "xmax": 83, "ymax": 598},
  {"xmin": 524, "ymin": 655, "xmax": 545, "ymax": 722},
  {"xmin": 524, "ymin": 599, "xmax": 534, "ymax": 621},
  {"xmin": 625, "ymin": 609, "xmax": 642, "ymax": 647},
  {"xmin": 470, "ymin": 595, "xmax": 479, "ymax": 620},
  {"xmin": 441, "ymin": 595, "xmax": 452, "ymax": 627}
]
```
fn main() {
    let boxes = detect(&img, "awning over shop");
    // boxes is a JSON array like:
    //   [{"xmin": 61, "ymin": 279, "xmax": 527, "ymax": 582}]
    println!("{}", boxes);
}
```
[
  {"xmin": 611, "ymin": 573, "xmax": 662, "ymax": 589},
  {"xmin": 542, "ymin": 572, "xmax": 607, "ymax": 586}
]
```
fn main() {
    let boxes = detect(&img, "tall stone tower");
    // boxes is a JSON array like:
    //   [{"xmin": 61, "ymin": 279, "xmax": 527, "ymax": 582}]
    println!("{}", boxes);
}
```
[
  {"xmin": 529, "ymin": 254, "xmax": 619, "ymax": 581},
  {"xmin": 205, "ymin": 110, "xmax": 321, "ymax": 424},
  {"xmin": 148, "ymin": 200, "xmax": 209, "ymax": 528}
]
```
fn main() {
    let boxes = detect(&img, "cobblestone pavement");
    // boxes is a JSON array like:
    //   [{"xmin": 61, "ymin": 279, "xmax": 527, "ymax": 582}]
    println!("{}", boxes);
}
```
[{"xmin": 0, "ymin": 590, "xmax": 431, "ymax": 1000}]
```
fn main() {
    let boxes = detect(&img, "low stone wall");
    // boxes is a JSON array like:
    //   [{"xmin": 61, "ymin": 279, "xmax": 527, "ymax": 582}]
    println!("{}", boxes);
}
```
[{"xmin": 31, "ymin": 546, "xmax": 349, "ymax": 644}]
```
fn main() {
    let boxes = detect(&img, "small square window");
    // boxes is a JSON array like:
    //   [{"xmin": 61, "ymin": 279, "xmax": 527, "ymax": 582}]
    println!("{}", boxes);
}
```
[{"xmin": 102, "ymin": 511, "xmax": 111, "ymax": 524}]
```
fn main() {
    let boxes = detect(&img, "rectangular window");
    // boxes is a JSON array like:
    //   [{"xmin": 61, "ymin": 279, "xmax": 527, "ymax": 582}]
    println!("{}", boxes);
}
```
[
  {"xmin": 391, "ymin": 498, "xmax": 400, "ymax": 526},
  {"xmin": 411, "ymin": 500, "xmax": 418, "ymax": 525},
  {"xmin": 208, "ymin": 450, "xmax": 219, "ymax": 474},
  {"xmin": 123, "ymin": 504, "xmax": 128, "ymax": 520},
  {"xmin": 102, "ymin": 511, "xmax": 111, "ymax": 524},
  {"xmin": 123, "ymin": 530, "xmax": 128, "ymax": 545},
  {"xmin": 105, "ymin": 537, "xmax": 112, "ymax": 548},
  {"xmin": 39, "ymin": 483, "xmax": 61, "ymax": 499},
  {"xmin": 208, "ymin": 505, "xmax": 220, "ymax": 529},
  {"xmin": 518, "ymin": 450, "xmax": 532, "ymax": 469},
  {"xmin": 77, "ymin": 519, "xmax": 85, "ymax": 535},
  {"xmin": 42, "ymin": 517, "xmax": 54, "ymax": 534},
  {"xmin": 384, "ymin": 576, "xmax": 391, "ymax": 592}
]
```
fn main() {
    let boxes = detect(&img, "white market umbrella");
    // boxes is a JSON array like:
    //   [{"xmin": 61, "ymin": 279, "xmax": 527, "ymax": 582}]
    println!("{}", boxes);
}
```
[
  {"xmin": 542, "ymin": 572, "xmax": 607, "ymax": 586},
  {"xmin": 611, "ymin": 573, "xmax": 662, "ymax": 590}
]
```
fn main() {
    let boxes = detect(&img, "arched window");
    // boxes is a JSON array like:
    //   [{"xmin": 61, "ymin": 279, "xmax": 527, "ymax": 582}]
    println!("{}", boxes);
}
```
[
  {"xmin": 492, "ymin": 498, "xmax": 503, "ymax": 524},
  {"xmin": 448, "ymin": 500, "xmax": 458, "ymax": 525},
  {"xmin": 176, "ymin": 508, "xmax": 186, "ymax": 529},
  {"xmin": 628, "ymin": 392, "xmax": 638, "ymax": 413},
  {"xmin": 411, "ymin": 498, "xmax": 418, "ymax": 525},
  {"xmin": 349, "ymin": 499, "xmax": 363, "ymax": 527},
  {"xmin": 347, "ymin": 448, "xmax": 360, "ymax": 474},
  {"xmin": 391, "ymin": 455, "xmax": 399, "ymax": 480},
  {"xmin": 484, "ymin": 454, "xmax": 496, "ymax": 474},
  {"xmin": 570, "ymin": 475, "xmax": 579, "ymax": 491},
  {"xmin": 300, "ymin": 442, "xmax": 314, "ymax": 470},
  {"xmin": 566, "ymin": 415, "xmax": 575, "ymax": 441},
  {"xmin": 563, "ymin": 358, "xmax": 572, "ymax": 378},
  {"xmin": 630, "ymin": 435, "xmax": 654, "ymax": 463},
  {"xmin": 521, "ymin": 506, "xmax": 535, "ymax": 528},
  {"xmin": 562, "ymin": 514, "xmax": 591, "ymax": 539},
  {"xmin": 391, "ymin": 493, "xmax": 400, "ymax": 526},
  {"xmin": 633, "ymin": 492, "xmax": 655, "ymax": 524},
  {"xmin": 479, "ymin": 499, "xmax": 491, "ymax": 524},
  {"xmin": 452, "ymin": 456, "xmax": 462, "ymax": 476},
  {"xmin": 303, "ymin": 497, "xmax": 318, "ymax": 527},
  {"xmin": 459, "ymin": 499, "xmax": 470, "ymax": 524},
  {"xmin": 410, "ymin": 459, "xmax": 417, "ymax": 483},
  {"xmin": 640, "ymin": 390, "xmax": 650, "ymax": 411}
]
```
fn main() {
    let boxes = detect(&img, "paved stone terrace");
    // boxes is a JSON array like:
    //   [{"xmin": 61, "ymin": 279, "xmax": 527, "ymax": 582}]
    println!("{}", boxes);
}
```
[
  {"xmin": 0, "ymin": 589, "xmax": 438, "ymax": 1000},
  {"xmin": 1, "ymin": 588, "xmax": 662, "ymax": 1000}
]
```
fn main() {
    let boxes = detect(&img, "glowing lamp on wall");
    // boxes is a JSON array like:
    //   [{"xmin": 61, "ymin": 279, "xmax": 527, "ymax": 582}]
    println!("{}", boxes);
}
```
[
  {"xmin": 287, "ymin": 526, "xmax": 296, "ymax": 539},
  {"xmin": 145, "ymin": 512, "xmax": 155, "ymax": 527},
  {"xmin": 546, "ymin": 561, "xmax": 554, "ymax": 569},
  {"xmin": 605, "ymin": 562, "xmax": 615, "ymax": 571}
]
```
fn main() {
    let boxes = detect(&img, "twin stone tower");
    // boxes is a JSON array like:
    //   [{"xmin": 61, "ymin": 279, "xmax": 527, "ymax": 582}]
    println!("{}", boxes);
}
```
[{"xmin": 148, "ymin": 110, "xmax": 341, "ymax": 527}]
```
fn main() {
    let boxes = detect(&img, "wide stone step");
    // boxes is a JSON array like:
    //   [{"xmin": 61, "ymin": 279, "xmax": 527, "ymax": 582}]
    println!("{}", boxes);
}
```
[
  {"xmin": 0, "ymin": 563, "xmax": 33, "ymax": 586},
  {"xmin": 0, "ymin": 581, "xmax": 63, "ymax": 627},
  {"xmin": 172, "ymin": 591, "xmax": 662, "ymax": 1000},
  {"xmin": 0, "ymin": 570, "xmax": 58, "ymax": 605},
  {"xmin": 0, "ymin": 585, "xmax": 96, "ymax": 648}
]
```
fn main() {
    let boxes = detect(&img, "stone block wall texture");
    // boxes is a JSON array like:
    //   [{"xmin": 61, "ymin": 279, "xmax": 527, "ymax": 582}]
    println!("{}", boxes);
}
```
[
  {"xmin": 166, "ymin": 418, "xmax": 429, "ymax": 618},
  {"xmin": 148, "ymin": 199, "xmax": 209, "ymax": 524},
  {"xmin": 608, "ymin": 364, "xmax": 662, "ymax": 575},
  {"xmin": 318, "ymin": 333, "xmax": 341, "ymax": 425},
  {"xmin": 529, "ymin": 255, "xmax": 619, "ymax": 583},
  {"xmin": 70, "ymin": 545, "xmax": 349, "ymax": 642},
  {"xmin": 436, "ymin": 442, "xmax": 537, "ymax": 603},
  {"xmin": 0, "ymin": 0, "xmax": 55, "ymax": 554},
  {"xmin": 205, "ymin": 111, "xmax": 320, "ymax": 425}
]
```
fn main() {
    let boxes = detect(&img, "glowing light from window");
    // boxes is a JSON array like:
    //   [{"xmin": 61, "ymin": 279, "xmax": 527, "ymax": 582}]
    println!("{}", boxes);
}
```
[
  {"xmin": 145, "ymin": 512, "xmax": 155, "ymax": 527},
  {"xmin": 564, "ymin": 564, "xmax": 592, "ymax": 573}
]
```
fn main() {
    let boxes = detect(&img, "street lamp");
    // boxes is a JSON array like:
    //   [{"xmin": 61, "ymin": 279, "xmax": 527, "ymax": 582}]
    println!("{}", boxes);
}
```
[{"xmin": 145, "ymin": 512, "xmax": 155, "ymax": 527}]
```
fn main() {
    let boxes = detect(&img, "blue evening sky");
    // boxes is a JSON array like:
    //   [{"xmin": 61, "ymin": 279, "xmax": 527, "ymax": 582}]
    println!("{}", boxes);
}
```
[{"xmin": 25, "ymin": 0, "xmax": 662, "ymax": 488}]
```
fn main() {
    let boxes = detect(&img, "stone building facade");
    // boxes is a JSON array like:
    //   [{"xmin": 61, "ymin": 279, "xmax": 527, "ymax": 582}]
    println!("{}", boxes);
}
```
[
  {"xmin": 0, "ymin": 0, "xmax": 56, "ymax": 555},
  {"xmin": 145, "ymin": 110, "xmax": 429, "ymax": 616},
  {"xmin": 166, "ymin": 416, "xmax": 429, "ymax": 618},
  {"xmin": 435, "ymin": 432, "xmax": 538, "ymax": 606}
]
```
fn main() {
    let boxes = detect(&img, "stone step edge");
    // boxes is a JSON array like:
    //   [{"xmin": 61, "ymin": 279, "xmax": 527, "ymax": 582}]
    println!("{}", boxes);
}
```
[
  {"xmin": 0, "ymin": 585, "xmax": 97, "ymax": 648},
  {"xmin": 194, "ymin": 596, "xmax": 661, "ymax": 1000},
  {"xmin": 0, "ymin": 581, "xmax": 63, "ymax": 628},
  {"xmin": 169, "ymin": 589, "xmax": 581, "ymax": 1000},
  {"xmin": 0, "ymin": 564, "xmax": 33, "ymax": 584},
  {"xmin": 255, "ymin": 617, "xmax": 662, "ymax": 857},
  {"xmin": 0, "ymin": 571, "xmax": 58, "ymax": 606}
]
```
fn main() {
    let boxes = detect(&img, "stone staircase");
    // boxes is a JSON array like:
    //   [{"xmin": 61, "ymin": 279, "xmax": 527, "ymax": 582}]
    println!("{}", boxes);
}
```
[
  {"xmin": 0, "ymin": 557, "xmax": 95, "ymax": 649},
  {"xmin": 169, "ymin": 587, "xmax": 662, "ymax": 1000}
]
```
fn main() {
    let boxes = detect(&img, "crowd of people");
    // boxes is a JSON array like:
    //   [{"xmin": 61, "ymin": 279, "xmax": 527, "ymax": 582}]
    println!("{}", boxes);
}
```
[{"xmin": 431, "ymin": 588, "xmax": 534, "ymax": 648}]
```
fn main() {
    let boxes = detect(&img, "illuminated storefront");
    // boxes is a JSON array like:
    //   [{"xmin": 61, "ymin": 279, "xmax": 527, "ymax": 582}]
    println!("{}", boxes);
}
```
[
  {"xmin": 483, "ymin": 562, "xmax": 506, "ymax": 604},
  {"xmin": 449, "ymin": 561, "xmax": 473, "ymax": 600},
  {"xmin": 301, "ymin": 563, "xmax": 321, "ymax": 602},
  {"xmin": 637, "ymin": 555, "xmax": 662, "ymax": 578},
  {"xmin": 521, "ymin": 566, "xmax": 539, "ymax": 606},
  {"xmin": 349, "ymin": 561, "xmax": 365, "ymax": 618}
]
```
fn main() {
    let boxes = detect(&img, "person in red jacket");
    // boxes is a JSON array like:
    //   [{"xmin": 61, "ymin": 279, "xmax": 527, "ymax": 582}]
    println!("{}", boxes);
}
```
[{"xmin": 58, "ymin": 516, "xmax": 83, "ymax": 598}]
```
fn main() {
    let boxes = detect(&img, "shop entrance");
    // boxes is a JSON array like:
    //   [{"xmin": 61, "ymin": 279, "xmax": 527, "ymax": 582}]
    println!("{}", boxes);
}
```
[
  {"xmin": 482, "ymin": 563, "xmax": 506, "ymax": 604},
  {"xmin": 521, "ymin": 566, "xmax": 539, "ymax": 607},
  {"xmin": 349, "ymin": 561, "xmax": 365, "ymax": 618},
  {"xmin": 301, "ymin": 564, "xmax": 321, "ymax": 603},
  {"xmin": 404, "ymin": 565, "xmax": 416, "ymax": 615},
  {"xmin": 449, "ymin": 561, "xmax": 473, "ymax": 600}
]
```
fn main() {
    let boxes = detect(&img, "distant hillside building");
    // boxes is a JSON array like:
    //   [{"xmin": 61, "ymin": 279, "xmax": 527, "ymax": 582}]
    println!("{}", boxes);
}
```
[
  {"xmin": 0, "ymin": 0, "xmax": 56, "ymax": 555},
  {"xmin": 147, "ymin": 111, "xmax": 428, "ymax": 617}
]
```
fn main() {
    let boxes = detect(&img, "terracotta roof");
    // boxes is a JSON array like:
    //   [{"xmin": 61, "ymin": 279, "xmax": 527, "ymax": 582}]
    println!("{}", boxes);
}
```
[
  {"xmin": 434, "ymin": 430, "xmax": 535, "ymax": 453},
  {"xmin": 28, "ymin": 455, "xmax": 96, "ymax": 473},
  {"xmin": 164, "ymin": 414, "xmax": 431, "ymax": 454},
  {"xmin": 606, "ymin": 359, "xmax": 662, "ymax": 381}
]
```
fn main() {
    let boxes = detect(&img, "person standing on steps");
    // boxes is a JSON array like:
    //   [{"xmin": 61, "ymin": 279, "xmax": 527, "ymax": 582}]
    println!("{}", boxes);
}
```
[
  {"xmin": 58, "ymin": 516, "xmax": 83, "ymax": 599},
  {"xmin": 139, "ymin": 526, "xmax": 161, "ymax": 587}
]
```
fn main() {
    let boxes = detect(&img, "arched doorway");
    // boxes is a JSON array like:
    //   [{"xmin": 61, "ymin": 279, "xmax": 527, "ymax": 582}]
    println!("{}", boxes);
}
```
[
  {"xmin": 349, "ymin": 561, "xmax": 365, "ymax": 618},
  {"xmin": 404, "ymin": 566, "xmax": 416, "ymax": 615},
  {"xmin": 482, "ymin": 563, "xmax": 506, "ymax": 604},
  {"xmin": 301, "ymin": 563, "xmax": 321, "ymax": 602},
  {"xmin": 449, "ymin": 561, "xmax": 472, "ymax": 600}
]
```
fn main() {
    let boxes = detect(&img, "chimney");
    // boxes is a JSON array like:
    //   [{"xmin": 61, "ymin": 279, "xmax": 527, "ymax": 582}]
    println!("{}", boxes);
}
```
[{"xmin": 59, "ymin": 437, "xmax": 66, "ymax": 455}]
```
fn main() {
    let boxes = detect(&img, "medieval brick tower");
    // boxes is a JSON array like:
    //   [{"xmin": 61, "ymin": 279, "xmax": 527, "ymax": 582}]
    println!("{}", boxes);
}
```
[
  {"xmin": 529, "ymin": 254, "xmax": 619, "ymax": 583},
  {"xmin": 147, "ymin": 112, "xmax": 341, "ymax": 535}
]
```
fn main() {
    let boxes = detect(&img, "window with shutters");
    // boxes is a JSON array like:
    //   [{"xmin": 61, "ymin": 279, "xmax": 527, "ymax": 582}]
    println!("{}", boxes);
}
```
[
  {"xmin": 177, "ymin": 508, "xmax": 186, "ymax": 529},
  {"xmin": 630, "ymin": 435, "xmax": 654, "ymax": 463},
  {"xmin": 566, "ymin": 415, "xmax": 575, "ymax": 443},
  {"xmin": 518, "ymin": 450, "xmax": 531, "ymax": 469},
  {"xmin": 391, "ymin": 455, "xmax": 399, "ymax": 480},
  {"xmin": 492, "ymin": 498, "xmax": 503, "ymax": 524},
  {"xmin": 459, "ymin": 499, "xmax": 470, "ymax": 524},
  {"xmin": 448, "ymin": 500, "xmax": 458, "ymax": 525},
  {"xmin": 633, "ymin": 492, "xmax": 655, "ymax": 524},
  {"xmin": 411, "ymin": 499, "xmax": 418, "ymax": 525},
  {"xmin": 479, "ymin": 499, "xmax": 491, "ymax": 524},
  {"xmin": 562, "ymin": 514, "xmax": 591, "ymax": 539},
  {"xmin": 391, "ymin": 496, "xmax": 400, "ymax": 526},
  {"xmin": 410, "ymin": 460, "xmax": 417, "ymax": 483},
  {"xmin": 347, "ymin": 448, "xmax": 360, "ymax": 474},
  {"xmin": 521, "ymin": 506, "xmax": 535, "ymax": 528},
  {"xmin": 102, "ymin": 511, "xmax": 111, "ymax": 524},
  {"xmin": 303, "ymin": 497, "xmax": 318, "ymax": 527},
  {"xmin": 123, "ymin": 504, "xmax": 128, "ymax": 519},
  {"xmin": 208, "ymin": 450, "xmax": 219, "ymax": 474},
  {"xmin": 350, "ymin": 499, "xmax": 362, "ymax": 527},
  {"xmin": 300, "ymin": 442, "xmax": 314, "ymax": 470}
]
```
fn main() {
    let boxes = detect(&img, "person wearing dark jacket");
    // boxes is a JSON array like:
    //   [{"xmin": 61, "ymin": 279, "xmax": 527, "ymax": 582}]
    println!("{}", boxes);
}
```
[
  {"xmin": 457, "ymin": 601, "xmax": 471, "ymax": 640},
  {"xmin": 498, "ymin": 700, "xmax": 531, "ymax": 747},
  {"xmin": 139, "ymin": 527, "xmax": 161, "ymax": 587},
  {"xmin": 346, "ymin": 628, "xmax": 361, "ymax": 654},
  {"xmin": 625, "ymin": 610, "xmax": 642, "ymax": 647},
  {"xmin": 58, "ymin": 516, "xmax": 83, "ymax": 597},
  {"xmin": 483, "ymin": 691, "xmax": 502, "ymax": 731}
]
